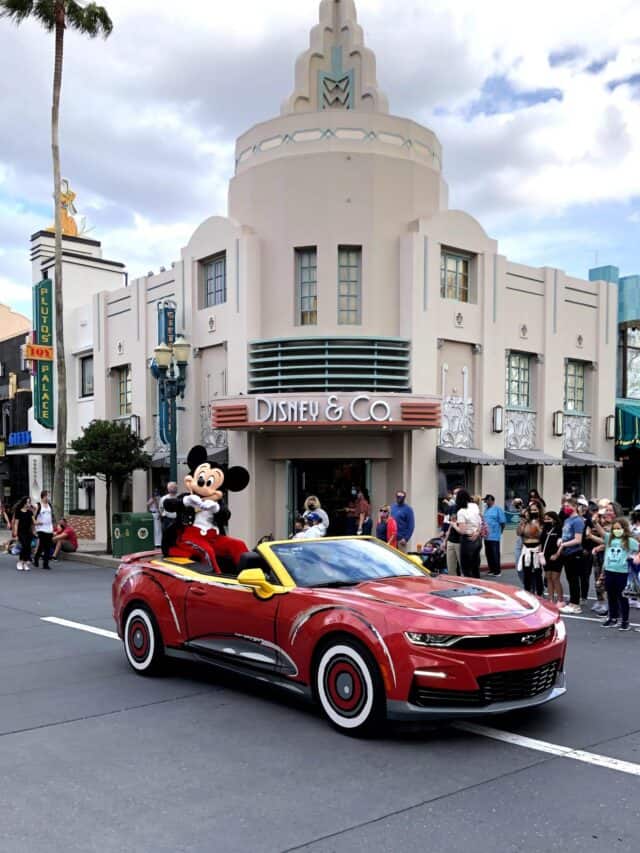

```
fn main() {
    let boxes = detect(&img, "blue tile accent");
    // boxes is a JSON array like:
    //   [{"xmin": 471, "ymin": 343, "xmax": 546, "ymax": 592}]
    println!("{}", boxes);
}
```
[
  {"xmin": 318, "ymin": 46, "xmax": 354, "ymax": 110},
  {"xmin": 8, "ymin": 431, "xmax": 32, "ymax": 448}
]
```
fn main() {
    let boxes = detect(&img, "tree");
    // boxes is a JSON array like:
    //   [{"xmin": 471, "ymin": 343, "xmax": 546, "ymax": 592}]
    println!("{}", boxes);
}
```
[
  {"xmin": 1, "ymin": 1, "xmax": 113, "ymax": 520},
  {"xmin": 69, "ymin": 420, "xmax": 150, "ymax": 554}
]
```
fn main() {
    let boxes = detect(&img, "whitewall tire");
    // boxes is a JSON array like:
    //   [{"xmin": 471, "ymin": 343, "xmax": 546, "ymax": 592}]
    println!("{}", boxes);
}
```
[
  {"xmin": 315, "ymin": 640, "xmax": 385, "ymax": 735},
  {"xmin": 124, "ymin": 607, "xmax": 164, "ymax": 675}
]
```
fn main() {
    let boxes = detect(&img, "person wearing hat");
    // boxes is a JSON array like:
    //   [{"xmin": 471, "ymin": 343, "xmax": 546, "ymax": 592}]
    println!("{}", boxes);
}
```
[
  {"xmin": 293, "ymin": 512, "xmax": 325, "ymax": 540},
  {"xmin": 483, "ymin": 494, "xmax": 506, "ymax": 577}
]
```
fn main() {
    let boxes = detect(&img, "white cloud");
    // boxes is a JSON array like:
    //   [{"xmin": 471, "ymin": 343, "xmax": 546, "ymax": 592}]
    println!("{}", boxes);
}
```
[{"xmin": 0, "ymin": 0, "xmax": 639, "ymax": 301}]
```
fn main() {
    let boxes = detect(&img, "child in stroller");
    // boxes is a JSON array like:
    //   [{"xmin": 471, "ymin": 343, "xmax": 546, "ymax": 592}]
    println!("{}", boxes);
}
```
[{"xmin": 419, "ymin": 536, "xmax": 447, "ymax": 574}]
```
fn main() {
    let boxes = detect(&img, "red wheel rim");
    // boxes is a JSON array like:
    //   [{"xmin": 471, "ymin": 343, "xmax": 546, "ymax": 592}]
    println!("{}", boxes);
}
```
[
  {"xmin": 128, "ymin": 617, "xmax": 150, "ymax": 661},
  {"xmin": 323, "ymin": 655, "xmax": 366, "ymax": 717}
]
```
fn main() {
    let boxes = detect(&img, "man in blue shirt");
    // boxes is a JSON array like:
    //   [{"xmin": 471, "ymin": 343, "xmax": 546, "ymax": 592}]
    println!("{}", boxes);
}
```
[
  {"xmin": 483, "ymin": 494, "xmax": 506, "ymax": 577},
  {"xmin": 557, "ymin": 498, "xmax": 586, "ymax": 614},
  {"xmin": 391, "ymin": 490, "xmax": 415, "ymax": 552}
]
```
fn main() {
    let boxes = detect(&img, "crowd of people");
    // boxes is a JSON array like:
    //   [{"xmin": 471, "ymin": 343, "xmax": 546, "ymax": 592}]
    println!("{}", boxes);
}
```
[
  {"xmin": 435, "ymin": 487, "xmax": 640, "ymax": 632},
  {"xmin": 291, "ymin": 488, "xmax": 415, "ymax": 551},
  {"xmin": 2, "ymin": 491, "xmax": 78, "ymax": 571}
]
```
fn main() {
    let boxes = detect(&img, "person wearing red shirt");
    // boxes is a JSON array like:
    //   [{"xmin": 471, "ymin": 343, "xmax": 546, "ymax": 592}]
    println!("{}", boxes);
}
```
[
  {"xmin": 376, "ymin": 505, "xmax": 398, "ymax": 548},
  {"xmin": 52, "ymin": 518, "xmax": 78, "ymax": 560}
]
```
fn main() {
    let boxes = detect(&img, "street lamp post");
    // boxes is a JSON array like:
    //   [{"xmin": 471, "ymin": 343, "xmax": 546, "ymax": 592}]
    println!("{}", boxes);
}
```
[{"xmin": 151, "ymin": 336, "xmax": 191, "ymax": 482}]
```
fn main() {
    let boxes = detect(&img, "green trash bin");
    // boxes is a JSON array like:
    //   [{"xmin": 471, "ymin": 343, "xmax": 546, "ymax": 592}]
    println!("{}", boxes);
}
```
[
  {"xmin": 111, "ymin": 512, "xmax": 155, "ymax": 557},
  {"xmin": 111, "ymin": 512, "xmax": 132, "ymax": 558}
]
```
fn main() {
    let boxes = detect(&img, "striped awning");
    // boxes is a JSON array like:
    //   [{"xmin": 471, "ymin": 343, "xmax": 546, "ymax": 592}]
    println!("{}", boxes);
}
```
[
  {"xmin": 563, "ymin": 450, "xmax": 620, "ymax": 469},
  {"xmin": 505, "ymin": 449, "xmax": 563, "ymax": 466},
  {"xmin": 437, "ymin": 446, "xmax": 504, "ymax": 465}
]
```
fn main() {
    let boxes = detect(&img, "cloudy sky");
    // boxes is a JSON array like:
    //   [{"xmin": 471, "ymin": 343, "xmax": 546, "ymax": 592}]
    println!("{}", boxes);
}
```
[{"xmin": 1, "ymin": 0, "xmax": 639, "ymax": 320}]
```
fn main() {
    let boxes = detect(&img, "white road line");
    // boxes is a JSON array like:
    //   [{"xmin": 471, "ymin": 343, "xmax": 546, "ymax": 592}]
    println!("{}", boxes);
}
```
[
  {"xmin": 41, "ymin": 616, "xmax": 119, "ymax": 640},
  {"xmin": 41, "ymin": 615, "xmax": 640, "ymax": 776},
  {"xmin": 561, "ymin": 613, "xmax": 640, "ymax": 627},
  {"xmin": 456, "ymin": 722, "xmax": 640, "ymax": 777}
]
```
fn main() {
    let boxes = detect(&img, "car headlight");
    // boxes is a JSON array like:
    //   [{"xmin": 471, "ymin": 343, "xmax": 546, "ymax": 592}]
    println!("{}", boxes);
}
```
[
  {"xmin": 405, "ymin": 631, "xmax": 461, "ymax": 647},
  {"xmin": 555, "ymin": 619, "xmax": 566, "ymax": 642}
]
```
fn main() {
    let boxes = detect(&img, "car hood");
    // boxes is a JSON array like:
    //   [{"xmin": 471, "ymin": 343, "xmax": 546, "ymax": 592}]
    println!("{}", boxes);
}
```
[{"xmin": 345, "ymin": 575, "xmax": 543, "ymax": 620}]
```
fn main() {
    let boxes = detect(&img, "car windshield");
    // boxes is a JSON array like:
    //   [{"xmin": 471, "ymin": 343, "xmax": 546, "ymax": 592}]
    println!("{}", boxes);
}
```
[{"xmin": 269, "ymin": 538, "xmax": 425, "ymax": 588}]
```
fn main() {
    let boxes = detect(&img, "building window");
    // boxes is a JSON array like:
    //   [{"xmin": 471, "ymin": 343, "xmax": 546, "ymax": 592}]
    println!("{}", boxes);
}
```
[
  {"xmin": 440, "ymin": 251, "xmax": 470, "ymax": 302},
  {"xmin": 116, "ymin": 365, "xmax": 132, "ymax": 416},
  {"xmin": 564, "ymin": 360, "xmax": 585, "ymax": 413},
  {"xmin": 505, "ymin": 352, "xmax": 531, "ymax": 409},
  {"xmin": 296, "ymin": 248, "xmax": 317, "ymax": 325},
  {"xmin": 338, "ymin": 246, "xmax": 361, "ymax": 324},
  {"xmin": 203, "ymin": 252, "xmax": 226, "ymax": 307},
  {"xmin": 80, "ymin": 355, "xmax": 94, "ymax": 397}
]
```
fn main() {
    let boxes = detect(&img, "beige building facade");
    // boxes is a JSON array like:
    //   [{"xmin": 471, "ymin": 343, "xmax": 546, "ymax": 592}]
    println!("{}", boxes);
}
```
[{"xmin": 26, "ymin": 0, "xmax": 618, "ymax": 547}]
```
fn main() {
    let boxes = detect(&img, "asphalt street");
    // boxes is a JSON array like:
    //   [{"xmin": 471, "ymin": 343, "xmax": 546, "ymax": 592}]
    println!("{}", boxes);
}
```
[{"xmin": 1, "ymin": 553, "xmax": 639, "ymax": 853}]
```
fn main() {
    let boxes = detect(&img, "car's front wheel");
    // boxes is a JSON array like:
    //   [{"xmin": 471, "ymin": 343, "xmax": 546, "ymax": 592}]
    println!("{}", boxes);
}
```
[
  {"xmin": 123, "ymin": 607, "xmax": 164, "ymax": 675},
  {"xmin": 314, "ymin": 639, "xmax": 385, "ymax": 736}
]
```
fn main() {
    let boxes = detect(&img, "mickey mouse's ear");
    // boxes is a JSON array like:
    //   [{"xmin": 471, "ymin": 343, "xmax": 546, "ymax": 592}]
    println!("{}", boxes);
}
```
[
  {"xmin": 187, "ymin": 445, "xmax": 208, "ymax": 472},
  {"xmin": 224, "ymin": 466, "xmax": 250, "ymax": 492}
]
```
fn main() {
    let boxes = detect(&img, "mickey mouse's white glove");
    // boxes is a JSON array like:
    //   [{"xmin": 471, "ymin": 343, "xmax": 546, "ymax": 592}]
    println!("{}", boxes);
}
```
[
  {"xmin": 183, "ymin": 494, "xmax": 204, "ymax": 509},
  {"xmin": 201, "ymin": 500, "xmax": 220, "ymax": 512}
]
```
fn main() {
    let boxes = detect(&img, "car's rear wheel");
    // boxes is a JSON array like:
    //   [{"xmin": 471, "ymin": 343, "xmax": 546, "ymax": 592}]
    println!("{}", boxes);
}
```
[
  {"xmin": 123, "ymin": 607, "xmax": 164, "ymax": 675},
  {"xmin": 314, "ymin": 639, "xmax": 386, "ymax": 736}
]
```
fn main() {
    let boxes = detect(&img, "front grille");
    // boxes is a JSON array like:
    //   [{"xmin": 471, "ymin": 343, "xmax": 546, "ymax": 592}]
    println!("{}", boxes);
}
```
[
  {"xmin": 452, "ymin": 627, "xmax": 553, "ymax": 651},
  {"xmin": 478, "ymin": 660, "xmax": 560, "ymax": 703},
  {"xmin": 411, "ymin": 660, "xmax": 561, "ymax": 708}
]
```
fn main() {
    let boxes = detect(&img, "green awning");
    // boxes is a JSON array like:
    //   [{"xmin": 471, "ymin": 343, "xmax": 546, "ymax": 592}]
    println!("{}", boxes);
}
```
[{"xmin": 616, "ymin": 398, "xmax": 640, "ymax": 448}]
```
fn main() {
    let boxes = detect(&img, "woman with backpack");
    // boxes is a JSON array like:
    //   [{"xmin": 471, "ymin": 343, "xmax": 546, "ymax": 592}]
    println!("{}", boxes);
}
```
[{"xmin": 33, "ymin": 490, "xmax": 54, "ymax": 570}]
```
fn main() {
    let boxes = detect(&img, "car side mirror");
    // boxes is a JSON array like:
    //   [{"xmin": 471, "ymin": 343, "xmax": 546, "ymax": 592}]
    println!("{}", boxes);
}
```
[
  {"xmin": 406, "ymin": 554, "xmax": 430, "ymax": 573},
  {"xmin": 237, "ymin": 568, "xmax": 285, "ymax": 599}
]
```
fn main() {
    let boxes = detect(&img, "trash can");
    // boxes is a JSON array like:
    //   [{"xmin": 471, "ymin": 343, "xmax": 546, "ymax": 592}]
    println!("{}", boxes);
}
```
[{"xmin": 111, "ymin": 512, "xmax": 155, "ymax": 557}]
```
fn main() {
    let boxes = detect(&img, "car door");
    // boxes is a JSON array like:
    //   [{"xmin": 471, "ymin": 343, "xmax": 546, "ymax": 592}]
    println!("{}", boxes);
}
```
[{"xmin": 184, "ymin": 575, "xmax": 284, "ymax": 675}]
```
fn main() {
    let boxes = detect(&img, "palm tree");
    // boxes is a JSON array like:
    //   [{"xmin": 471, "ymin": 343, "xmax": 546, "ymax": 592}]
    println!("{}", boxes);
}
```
[{"xmin": 0, "ymin": 1, "xmax": 113, "ymax": 519}]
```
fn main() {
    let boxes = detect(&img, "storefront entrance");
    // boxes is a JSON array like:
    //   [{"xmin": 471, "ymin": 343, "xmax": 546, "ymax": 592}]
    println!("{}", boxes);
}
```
[{"xmin": 288, "ymin": 459, "xmax": 369, "ymax": 536}]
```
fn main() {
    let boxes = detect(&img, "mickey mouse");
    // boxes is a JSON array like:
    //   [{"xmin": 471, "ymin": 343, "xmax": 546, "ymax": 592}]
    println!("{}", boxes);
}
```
[{"xmin": 162, "ymin": 445, "xmax": 250, "ymax": 574}]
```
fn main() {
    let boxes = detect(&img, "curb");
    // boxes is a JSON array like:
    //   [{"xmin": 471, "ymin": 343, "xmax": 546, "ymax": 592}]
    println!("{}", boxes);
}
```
[{"xmin": 66, "ymin": 552, "xmax": 120, "ymax": 570}]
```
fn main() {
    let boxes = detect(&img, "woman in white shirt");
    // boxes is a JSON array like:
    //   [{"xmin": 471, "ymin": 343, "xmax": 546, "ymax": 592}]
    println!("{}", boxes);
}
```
[
  {"xmin": 34, "ymin": 490, "xmax": 54, "ymax": 570},
  {"xmin": 451, "ymin": 489, "xmax": 482, "ymax": 578},
  {"xmin": 302, "ymin": 495, "xmax": 329, "ymax": 536}
]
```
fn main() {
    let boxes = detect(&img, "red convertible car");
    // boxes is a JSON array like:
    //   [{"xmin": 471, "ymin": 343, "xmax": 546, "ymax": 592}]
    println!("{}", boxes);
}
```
[{"xmin": 112, "ymin": 537, "xmax": 567, "ymax": 735}]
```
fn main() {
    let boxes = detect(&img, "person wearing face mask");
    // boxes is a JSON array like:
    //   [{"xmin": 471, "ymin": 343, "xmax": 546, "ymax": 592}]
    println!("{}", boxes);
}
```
[
  {"xmin": 556, "ymin": 498, "xmax": 586, "ymax": 614},
  {"xmin": 516, "ymin": 504, "xmax": 543, "ymax": 594},
  {"xmin": 344, "ymin": 486, "xmax": 370, "ymax": 536},
  {"xmin": 600, "ymin": 518, "xmax": 638, "ymax": 630},
  {"xmin": 391, "ymin": 490, "xmax": 415, "ymax": 553},
  {"xmin": 302, "ymin": 495, "xmax": 329, "ymax": 535},
  {"xmin": 541, "ymin": 512, "xmax": 563, "ymax": 605}
]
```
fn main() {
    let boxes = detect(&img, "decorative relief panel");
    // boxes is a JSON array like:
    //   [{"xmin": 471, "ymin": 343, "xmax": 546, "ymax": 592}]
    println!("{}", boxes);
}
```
[
  {"xmin": 200, "ymin": 403, "xmax": 228, "ymax": 453},
  {"xmin": 440, "ymin": 396, "xmax": 474, "ymax": 448},
  {"xmin": 505, "ymin": 410, "xmax": 536, "ymax": 450},
  {"xmin": 564, "ymin": 415, "xmax": 592, "ymax": 452}
]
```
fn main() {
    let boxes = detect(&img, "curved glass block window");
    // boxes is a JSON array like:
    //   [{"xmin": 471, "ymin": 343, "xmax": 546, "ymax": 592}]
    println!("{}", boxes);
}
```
[
  {"xmin": 296, "ymin": 248, "xmax": 317, "ymax": 326},
  {"xmin": 564, "ymin": 360, "xmax": 585, "ymax": 413},
  {"xmin": 440, "ymin": 252, "xmax": 469, "ymax": 302},
  {"xmin": 248, "ymin": 337, "xmax": 410, "ymax": 393},
  {"xmin": 338, "ymin": 246, "xmax": 361, "ymax": 325},
  {"xmin": 506, "ymin": 352, "xmax": 531, "ymax": 409}
]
